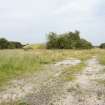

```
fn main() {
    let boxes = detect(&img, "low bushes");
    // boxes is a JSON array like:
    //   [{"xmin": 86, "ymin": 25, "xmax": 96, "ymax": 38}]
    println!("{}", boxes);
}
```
[{"xmin": 0, "ymin": 38, "xmax": 23, "ymax": 49}]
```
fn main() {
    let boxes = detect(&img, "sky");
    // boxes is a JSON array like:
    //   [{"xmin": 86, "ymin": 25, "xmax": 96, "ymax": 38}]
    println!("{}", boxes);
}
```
[{"xmin": 0, "ymin": 0, "xmax": 105, "ymax": 45}]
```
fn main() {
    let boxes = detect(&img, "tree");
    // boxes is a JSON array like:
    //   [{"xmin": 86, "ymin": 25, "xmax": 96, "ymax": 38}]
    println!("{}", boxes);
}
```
[
  {"xmin": 76, "ymin": 39, "xmax": 93, "ymax": 49},
  {"xmin": 0, "ymin": 38, "xmax": 23, "ymax": 49},
  {"xmin": 56, "ymin": 36, "xmax": 65, "ymax": 49},
  {"xmin": 46, "ymin": 31, "xmax": 93, "ymax": 49},
  {"xmin": 46, "ymin": 32, "xmax": 58, "ymax": 49},
  {"xmin": 8, "ymin": 41, "xmax": 23, "ymax": 49},
  {"xmin": 99, "ymin": 43, "xmax": 105, "ymax": 49},
  {"xmin": 8, "ymin": 42, "xmax": 16, "ymax": 49},
  {"xmin": 0, "ymin": 38, "xmax": 9, "ymax": 49},
  {"xmin": 12, "ymin": 42, "xmax": 23, "ymax": 48}
]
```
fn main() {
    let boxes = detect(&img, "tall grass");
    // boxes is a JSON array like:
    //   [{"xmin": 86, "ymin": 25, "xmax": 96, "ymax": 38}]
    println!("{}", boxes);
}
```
[
  {"xmin": 0, "ymin": 49, "xmax": 103, "ymax": 86},
  {"xmin": 98, "ymin": 49, "xmax": 105, "ymax": 65}
]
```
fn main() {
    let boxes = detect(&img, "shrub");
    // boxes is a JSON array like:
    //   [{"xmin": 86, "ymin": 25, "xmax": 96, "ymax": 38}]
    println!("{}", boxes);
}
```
[
  {"xmin": 8, "ymin": 41, "xmax": 23, "ymax": 49},
  {"xmin": 0, "ymin": 38, "xmax": 23, "ymax": 49},
  {"xmin": 46, "ymin": 31, "xmax": 93, "ymax": 49},
  {"xmin": 0, "ymin": 38, "xmax": 9, "ymax": 49},
  {"xmin": 76, "ymin": 39, "xmax": 93, "ymax": 49},
  {"xmin": 47, "ymin": 32, "xmax": 58, "ymax": 49},
  {"xmin": 99, "ymin": 43, "xmax": 105, "ymax": 49}
]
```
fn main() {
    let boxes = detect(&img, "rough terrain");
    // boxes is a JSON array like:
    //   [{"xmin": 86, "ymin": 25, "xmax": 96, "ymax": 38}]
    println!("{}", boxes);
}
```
[
  {"xmin": 0, "ymin": 57, "xmax": 105, "ymax": 105},
  {"xmin": 52, "ymin": 57, "xmax": 105, "ymax": 105}
]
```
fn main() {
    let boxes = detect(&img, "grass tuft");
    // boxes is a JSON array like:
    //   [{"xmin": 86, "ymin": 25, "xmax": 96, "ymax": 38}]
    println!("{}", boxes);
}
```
[{"xmin": 62, "ymin": 63, "xmax": 85, "ymax": 81}]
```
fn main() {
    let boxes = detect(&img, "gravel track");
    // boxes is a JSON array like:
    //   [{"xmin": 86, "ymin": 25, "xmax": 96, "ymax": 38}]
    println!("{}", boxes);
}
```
[
  {"xmin": 52, "ymin": 57, "xmax": 105, "ymax": 105},
  {"xmin": 0, "ymin": 57, "xmax": 105, "ymax": 105}
]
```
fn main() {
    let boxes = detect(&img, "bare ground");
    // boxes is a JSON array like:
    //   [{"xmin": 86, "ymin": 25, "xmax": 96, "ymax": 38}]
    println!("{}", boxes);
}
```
[
  {"xmin": 0, "ymin": 57, "xmax": 105, "ymax": 105},
  {"xmin": 52, "ymin": 57, "xmax": 105, "ymax": 105}
]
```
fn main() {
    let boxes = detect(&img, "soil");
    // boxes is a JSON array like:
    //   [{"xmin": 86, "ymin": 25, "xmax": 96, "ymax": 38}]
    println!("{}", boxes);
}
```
[{"xmin": 0, "ymin": 57, "xmax": 105, "ymax": 105}]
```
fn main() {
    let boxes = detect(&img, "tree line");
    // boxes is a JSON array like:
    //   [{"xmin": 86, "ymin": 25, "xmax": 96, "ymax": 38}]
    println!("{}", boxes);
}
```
[
  {"xmin": 0, "ymin": 31, "xmax": 105, "ymax": 49},
  {"xmin": 99, "ymin": 43, "xmax": 105, "ymax": 49},
  {"xmin": 0, "ymin": 38, "xmax": 23, "ymax": 49}
]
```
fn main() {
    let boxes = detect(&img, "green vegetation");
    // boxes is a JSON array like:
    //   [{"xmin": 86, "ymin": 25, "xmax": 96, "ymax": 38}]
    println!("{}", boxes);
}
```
[
  {"xmin": 99, "ymin": 43, "xmax": 105, "ymax": 49},
  {"xmin": 99, "ymin": 55, "xmax": 105, "ymax": 65},
  {"xmin": 97, "ymin": 49, "xmax": 105, "ymax": 65},
  {"xmin": 1, "ymin": 101, "xmax": 29, "ymax": 105},
  {"xmin": 62, "ymin": 63, "xmax": 85, "ymax": 81},
  {"xmin": 0, "ymin": 49, "xmax": 102, "ymax": 87},
  {"xmin": 0, "ymin": 50, "xmax": 51, "ymax": 86},
  {"xmin": 95, "ymin": 79, "xmax": 105, "ymax": 85},
  {"xmin": 0, "ymin": 38, "xmax": 23, "ymax": 49},
  {"xmin": 0, "ymin": 31, "xmax": 105, "ymax": 50},
  {"xmin": 46, "ymin": 31, "xmax": 93, "ymax": 49}
]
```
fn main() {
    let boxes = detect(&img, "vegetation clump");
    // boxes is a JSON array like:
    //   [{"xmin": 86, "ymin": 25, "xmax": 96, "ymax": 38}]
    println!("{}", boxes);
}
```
[
  {"xmin": 99, "ymin": 43, "xmax": 105, "ymax": 49},
  {"xmin": 46, "ymin": 31, "xmax": 93, "ymax": 49},
  {"xmin": 0, "ymin": 38, "xmax": 23, "ymax": 49}
]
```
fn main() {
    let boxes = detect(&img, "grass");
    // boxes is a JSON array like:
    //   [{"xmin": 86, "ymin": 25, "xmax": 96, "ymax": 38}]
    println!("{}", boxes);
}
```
[
  {"xmin": 98, "ymin": 49, "xmax": 105, "ymax": 65},
  {"xmin": 0, "ymin": 48, "xmax": 104, "ymax": 87},
  {"xmin": 62, "ymin": 63, "xmax": 85, "ymax": 81},
  {"xmin": 95, "ymin": 79, "xmax": 105, "ymax": 85},
  {"xmin": 1, "ymin": 101, "xmax": 29, "ymax": 105},
  {"xmin": 95, "ymin": 49, "xmax": 105, "ymax": 86}
]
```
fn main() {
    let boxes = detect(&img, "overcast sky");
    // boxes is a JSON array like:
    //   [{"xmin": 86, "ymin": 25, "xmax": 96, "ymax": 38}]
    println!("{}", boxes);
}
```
[{"xmin": 0, "ymin": 0, "xmax": 105, "ymax": 45}]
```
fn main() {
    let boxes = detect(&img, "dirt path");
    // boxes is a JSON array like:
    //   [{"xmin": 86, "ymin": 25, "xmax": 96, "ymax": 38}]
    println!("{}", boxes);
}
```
[
  {"xmin": 52, "ymin": 57, "xmax": 105, "ymax": 105},
  {"xmin": 18, "ymin": 57, "xmax": 105, "ymax": 105}
]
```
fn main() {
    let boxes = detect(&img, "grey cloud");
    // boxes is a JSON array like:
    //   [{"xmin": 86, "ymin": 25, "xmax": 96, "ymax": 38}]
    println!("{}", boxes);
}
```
[{"xmin": 0, "ymin": 0, "xmax": 104, "ymax": 44}]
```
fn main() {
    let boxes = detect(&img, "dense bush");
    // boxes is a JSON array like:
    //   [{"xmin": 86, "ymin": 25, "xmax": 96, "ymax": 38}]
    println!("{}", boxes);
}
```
[
  {"xmin": 99, "ymin": 43, "xmax": 105, "ymax": 49},
  {"xmin": 46, "ymin": 31, "xmax": 93, "ymax": 49},
  {"xmin": 0, "ymin": 38, "xmax": 23, "ymax": 49},
  {"xmin": 0, "ymin": 38, "xmax": 9, "ymax": 49},
  {"xmin": 76, "ymin": 39, "xmax": 93, "ymax": 49}
]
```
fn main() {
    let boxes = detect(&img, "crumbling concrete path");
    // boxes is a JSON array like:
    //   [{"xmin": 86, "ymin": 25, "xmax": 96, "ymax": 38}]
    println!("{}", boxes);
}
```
[{"xmin": 53, "ymin": 57, "xmax": 105, "ymax": 105}]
